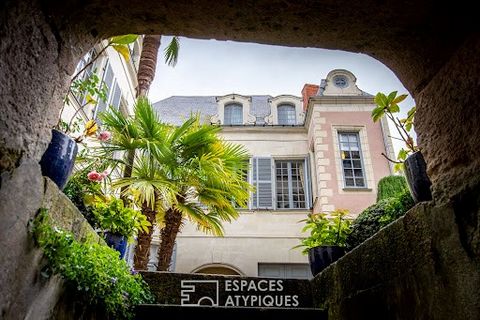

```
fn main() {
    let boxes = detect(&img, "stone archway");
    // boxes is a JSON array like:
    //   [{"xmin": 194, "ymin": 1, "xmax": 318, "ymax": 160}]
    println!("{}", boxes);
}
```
[
  {"xmin": 1, "ymin": 0, "xmax": 479, "ymax": 318},
  {"xmin": 192, "ymin": 264, "xmax": 243, "ymax": 276}
]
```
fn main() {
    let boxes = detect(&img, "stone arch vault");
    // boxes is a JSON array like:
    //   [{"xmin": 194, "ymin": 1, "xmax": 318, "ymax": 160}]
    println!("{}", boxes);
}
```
[{"xmin": 1, "ymin": 0, "xmax": 479, "ymax": 318}]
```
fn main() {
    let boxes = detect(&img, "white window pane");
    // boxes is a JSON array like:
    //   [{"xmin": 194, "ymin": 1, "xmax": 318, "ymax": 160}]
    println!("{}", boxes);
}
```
[
  {"xmin": 224, "ymin": 103, "xmax": 243, "ymax": 125},
  {"xmin": 278, "ymin": 104, "xmax": 296, "ymax": 125}
]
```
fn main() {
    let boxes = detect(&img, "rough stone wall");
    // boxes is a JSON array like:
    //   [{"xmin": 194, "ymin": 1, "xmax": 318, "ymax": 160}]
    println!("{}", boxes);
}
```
[
  {"xmin": 1, "ymin": 0, "xmax": 480, "ymax": 318},
  {"xmin": 0, "ymin": 177, "xmax": 103, "ymax": 319},
  {"xmin": 311, "ymin": 201, "xmax": 480, "ymax": 319}
]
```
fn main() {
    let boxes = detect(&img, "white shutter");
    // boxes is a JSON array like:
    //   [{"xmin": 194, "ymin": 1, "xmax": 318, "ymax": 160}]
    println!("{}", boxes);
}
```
[{"xmin": 252, "ymin": 157, "xmax": 273, "ymax": 209}]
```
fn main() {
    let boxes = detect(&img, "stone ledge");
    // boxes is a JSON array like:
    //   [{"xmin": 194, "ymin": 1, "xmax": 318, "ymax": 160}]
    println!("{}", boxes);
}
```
[
  {"xmin": 141, "ymin": 271, "xmax": 314, "ymax": 308},
  {"xmin": 311, "ymin": 202, "xmax": 480, "ymax": 319}
]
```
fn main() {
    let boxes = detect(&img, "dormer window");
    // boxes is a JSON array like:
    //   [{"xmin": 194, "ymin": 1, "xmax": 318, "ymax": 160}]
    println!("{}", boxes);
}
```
[
  {"xmin": 277, "ymin": 104, "xmax": 296, "ymax": 125},
  {"xmin": 224, "ymin": 103, "xmax": 243, "ymax": 125}
]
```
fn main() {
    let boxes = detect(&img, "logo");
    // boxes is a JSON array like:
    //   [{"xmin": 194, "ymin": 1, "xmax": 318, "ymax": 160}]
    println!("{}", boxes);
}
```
[
  {"xmin": 180, "ymin": 279, "xmax": 299, "ymax": 307},
  {"xmin": 180, "ymin": 280, "xmax": 219, "ymax": 306}
]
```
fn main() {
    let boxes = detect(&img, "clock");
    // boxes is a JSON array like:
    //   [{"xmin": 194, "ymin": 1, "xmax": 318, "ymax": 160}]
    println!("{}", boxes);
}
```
[{"xmin": 333, "ymin": 75, "xmax": 348, "ymax": 88}]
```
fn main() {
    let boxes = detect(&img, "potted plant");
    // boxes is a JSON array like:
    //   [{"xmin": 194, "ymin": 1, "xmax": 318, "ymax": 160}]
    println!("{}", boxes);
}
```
[
  {"xmin": 91, "ymin": 197, "xmax": 151, "ymax": 259},
  {"xmin": 371, "ymin": 91, "xmax": 432, "ymax": 203},
  {"xmin": 39, "ymin": 35, "xmax": 138, "ymax": 190},
  {"xmin": 296, "ymin": 209, "xmax": 351, "ymax": 277}
]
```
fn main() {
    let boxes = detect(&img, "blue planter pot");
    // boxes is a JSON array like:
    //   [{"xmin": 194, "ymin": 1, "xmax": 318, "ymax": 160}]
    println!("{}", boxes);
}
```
[
  {"xmin": 308, "ymin": 246, "xmax": 345, "ymax": 277},
  {"xmin": 403, "ymin": 151, "xmax": 432, "ymax": 203},
  {"xmin": 39, "ymin": 129, "xmax": 78, "ymax": 190},
  {"xmin": 105, "ymin": 232, "xmax": 128, "ymax": 259}
]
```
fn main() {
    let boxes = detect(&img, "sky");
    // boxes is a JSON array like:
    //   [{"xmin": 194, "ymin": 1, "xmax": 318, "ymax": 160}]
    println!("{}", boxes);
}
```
[{"xmin": 149, "ymin": 36, "xmax": 415, "ymax": 155}]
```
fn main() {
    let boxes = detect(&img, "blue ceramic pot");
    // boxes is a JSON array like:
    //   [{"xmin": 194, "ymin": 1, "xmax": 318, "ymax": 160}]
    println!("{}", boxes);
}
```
[
  {"xmin": 308, "ymin": 246, "xmax": 345, "ymax": 277},
  {"xmin": 403, "ymin": 151, "xmax": 432, "ymax": 203},
  {"xmin": 104, "ymin": 232, "xmax": 128, "ymax": 259},
  {"xmin": 39, "ymin": 129, "xmax": 78, "ymax": 190}
]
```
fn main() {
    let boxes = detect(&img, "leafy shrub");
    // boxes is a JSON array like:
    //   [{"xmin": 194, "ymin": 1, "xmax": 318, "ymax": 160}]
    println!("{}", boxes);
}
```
[
  {"xmin": 33, "ymin": 209, "xmax": 154, "ymax": 319},
  {"xmin": 346, "ymin": 190, "xmax": 414, "ymax": 251},
  {"xmin": 296, "ymin": 209, "xmax": 352, "ymax": 254},
  {"xmin": 376, "ymin": 175, "xmax": 409, "ymax": 202},
  {"xmin": 92, "ymin": 197, "xmax": 150, "ymax": 240}
]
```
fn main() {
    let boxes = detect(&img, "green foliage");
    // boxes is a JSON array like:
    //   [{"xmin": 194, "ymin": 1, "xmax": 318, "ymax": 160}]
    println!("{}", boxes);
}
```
[
  {"xmin": 66, "ymin": 70, "xmax": 108, "ymax": 107},
  {"xmin": 110, "ymin": 35, "xmax": 138, "ymax": 61},
  {"xmin": 296, "ymin": 209, "xmax": 352, "ymax": 255},
  {"xmin": 33, "ymin": 209, "xmax": 154, "ymax": 319},
  {"xmin": 346, "ymin": 190, "xmax": 414, "ymax": 251},
  {"xmin": 99, "ymin": 98, "xmax": 253, "ymax": 236},
  {"xmin": 376, "ymin": 175, "xmax": 409, "ymax": 202},
  {"xmin": 164, "ymin": 36, "xmax": 180, "ymax": 67},
  {"xmin": 92, "ymin": 197, "xmax": 150, "ymax": 240},
  {"xmin": 372, "ymin": 91, "xmax": 418, "ymax": 171}
]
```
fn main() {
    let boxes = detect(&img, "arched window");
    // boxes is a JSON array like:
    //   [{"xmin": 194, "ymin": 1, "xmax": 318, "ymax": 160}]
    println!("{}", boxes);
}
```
[
  {"xmin": 277, "ymin": 104, "xmax": 296, "ymax": 125},
  {"xmin": 224, "ymin": 103, "xmax": 243, "ymax": 125}
]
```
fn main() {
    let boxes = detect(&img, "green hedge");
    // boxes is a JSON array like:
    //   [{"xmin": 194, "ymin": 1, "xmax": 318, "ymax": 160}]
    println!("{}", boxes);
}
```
[
  {"xmin": 376, "ymin": 175, "xmax": 409, "ymax": 202},
  {"xmin": 346, "ymin": 190, "xmax": 414, "ymax": 251}
]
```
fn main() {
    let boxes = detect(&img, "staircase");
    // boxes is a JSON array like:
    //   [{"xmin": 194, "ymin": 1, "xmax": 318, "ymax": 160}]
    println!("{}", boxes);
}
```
[{"xmin": 135, "ymin": 272, "xmax": 327, "ymax": 319}]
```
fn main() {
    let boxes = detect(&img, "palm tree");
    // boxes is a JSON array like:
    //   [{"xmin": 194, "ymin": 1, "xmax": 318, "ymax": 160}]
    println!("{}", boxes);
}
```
[
  {"xmin": 102, "ymin": 99, "xmax": 252, "ymax": 271},
  {"xmin": 119, "ymin": 35, "xmax": 180, "ymax": 269}
]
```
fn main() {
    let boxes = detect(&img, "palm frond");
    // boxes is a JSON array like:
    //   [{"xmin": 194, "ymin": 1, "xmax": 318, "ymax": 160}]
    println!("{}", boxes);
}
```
[{"xmin": 164, "ymin": 36, "xmax": 180, "ymax": 67}]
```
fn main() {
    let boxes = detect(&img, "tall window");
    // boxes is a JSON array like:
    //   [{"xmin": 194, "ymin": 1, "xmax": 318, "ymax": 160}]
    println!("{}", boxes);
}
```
[
  {"xmin": 275, "ymin": 160, "xmax": 306, "ymax": 209},
  {"xmin": 224, "ymin": 103, "xmax": 243, "ymax": 125},
  {"xmin": 277, "ymin": 104, "xmax": 296, "ymax": 125},
  {"xmin": 95, "ymin": 61, "xmax": 123, "ymax": 121},
  {"xmin": 339, "ymin": 132, "xmax": 366, "ymax": 187}
]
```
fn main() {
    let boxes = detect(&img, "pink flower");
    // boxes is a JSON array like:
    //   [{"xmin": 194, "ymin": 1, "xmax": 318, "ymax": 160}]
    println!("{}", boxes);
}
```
[
  {"xmin": 98, "ymin": 131, "xmax": 111, "ymax": 142},
  {"xmin": 87, "ymin": 170, "xmax": 104, "ymax": 182}
]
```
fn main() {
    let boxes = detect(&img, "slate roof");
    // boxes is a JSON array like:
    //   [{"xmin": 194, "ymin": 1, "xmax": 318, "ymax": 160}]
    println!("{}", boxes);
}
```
[{"xmin": 153, "ymin": 95, "xmax": 275, "ymax": 125}]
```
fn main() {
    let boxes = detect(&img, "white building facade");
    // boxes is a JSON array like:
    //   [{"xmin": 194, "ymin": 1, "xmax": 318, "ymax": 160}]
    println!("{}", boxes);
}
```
[{"xmin": 149, "ymin": 69, "xmax": 394, "ymax": 279}]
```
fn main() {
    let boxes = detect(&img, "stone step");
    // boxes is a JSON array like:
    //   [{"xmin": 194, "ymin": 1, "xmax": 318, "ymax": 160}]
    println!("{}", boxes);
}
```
[
  {"xmin": 135, "ymin": 305, "xmax": 327, "ymax": 319},
  {"xmin": 141, "ymin": 271, "xmax": 313, "ymax": 308}
]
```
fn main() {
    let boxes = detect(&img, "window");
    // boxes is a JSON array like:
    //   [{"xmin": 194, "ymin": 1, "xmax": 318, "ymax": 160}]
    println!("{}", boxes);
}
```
[
  {"xmin": 339, "ymin": 132, "xmax": 366, "ymax": 187},
  {"xmin": 277, "ymin": 104, "xmax": 296, "ymax": 125},
  {"xmin": 224, "ymin": 103, "xmax": 243, "ymax": 125},
  {"xmin": 73, "ymin": 48, "xmax": 97, "ymax": 104},
  {"xmin": 275, "ymin": 160, "xmax": 307, "ymax": 209},
  {"xmin": 258, "ymin": 263, "xmax": 311, "ymax": 279},
  {"xmin": 95, "ymin": 61, "xmax": 123, "ymax": 122}
]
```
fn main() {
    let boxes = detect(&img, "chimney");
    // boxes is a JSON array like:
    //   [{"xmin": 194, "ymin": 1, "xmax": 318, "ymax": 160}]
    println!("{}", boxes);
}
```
[{"xmin": 301, "ymin": 84, "xmax": 319, "ymax": 112}]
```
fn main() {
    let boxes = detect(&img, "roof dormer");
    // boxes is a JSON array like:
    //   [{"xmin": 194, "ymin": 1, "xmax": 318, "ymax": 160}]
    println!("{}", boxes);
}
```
[{"xmin": 322, "ymin": 69, "xmax": 364, "ymax": 96}]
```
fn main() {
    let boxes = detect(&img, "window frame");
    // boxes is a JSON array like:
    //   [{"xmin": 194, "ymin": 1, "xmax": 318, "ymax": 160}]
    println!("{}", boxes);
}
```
[
  {"xmin": 277, "ymin": 104, "xmax": 296, "ymax": 125},
  {"xmin": 224, "ymin": 103, "xmax": 243, "ymax": 125},
  {"xmin": 338, "ymin": 132, "xmax": 367, "ymax": 188},
  {"xmin": 274, "ymin": 158, "xmax": 310, "ymax": 210}
]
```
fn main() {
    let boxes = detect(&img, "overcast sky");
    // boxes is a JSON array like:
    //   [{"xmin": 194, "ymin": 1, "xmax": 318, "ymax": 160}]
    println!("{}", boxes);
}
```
[{"xmin": 149, "ymin": 36, "xmax": 415, "ymax": 154}]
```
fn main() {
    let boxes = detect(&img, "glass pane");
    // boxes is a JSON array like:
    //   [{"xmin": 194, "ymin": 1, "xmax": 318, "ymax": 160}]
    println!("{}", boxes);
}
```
[
  {"xmin": 354, "ymin": 169, "xmax": 363, "ymax": 177},
  {"xmin": 349, "ymin": 143, "xmax": 359, "ymax": 151},
  {"xmin": 352, "ymin": 160, "xmax": 362, "ymax": 168},
  {"xmin": 340, "ymin": 142, "xmax": 349, "ymax": 150},
  {"xmin": 355, "ymin": 178, "xmax": 365, "ymax": 187},
  {"xmin": 342, "ymin": 160, "xmax": 352, "ymax": 168},
  {"xmin": 339, "ymin": 134, "xmax": 348, "ymax": 142},
  {"xmin": 278, "ymin": 104, "xmax": 296, "ymax": 125},
  {"xmin": 351, "ymin": 151, "xmax": 360, "ymax": 159},
  {"xmin": 344, "ymin": 169, "xmax": 353, "ymax": 177},
  {"xmin": 345, "ymin": 178, "xmax": 355, "ymax": 186},
  {"xmin": 348, "ymin": 134, "xmax": 358, "ymax": 143},
  {"xmin": 224, "ymin": 104, "xmax": 243, "ymax": 125}
]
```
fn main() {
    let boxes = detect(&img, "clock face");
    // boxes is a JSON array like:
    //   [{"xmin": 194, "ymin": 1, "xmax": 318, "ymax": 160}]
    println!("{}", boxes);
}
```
[{"xmin": 333, "ymin": 75, "xmax": 348, "ymax": 88}]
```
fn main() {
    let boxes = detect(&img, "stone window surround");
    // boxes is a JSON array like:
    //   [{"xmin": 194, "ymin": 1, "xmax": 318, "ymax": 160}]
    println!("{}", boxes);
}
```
[
  {"xmin": 331, "ymin": 125, "xmax": 375, "ymax": 194},
  {"xmin": 214, "ymin": 94, "xmax": 256, "ymax": 125},
  {"xmin": 265, "ymin": 95, "xmax": 304, "ymax": 125}
]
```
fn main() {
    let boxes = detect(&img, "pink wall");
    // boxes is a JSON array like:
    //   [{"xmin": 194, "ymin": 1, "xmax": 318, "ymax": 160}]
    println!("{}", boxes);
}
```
[{"xmin": 322, "ymin": 111, "xmax": 391, "ymax": 216}]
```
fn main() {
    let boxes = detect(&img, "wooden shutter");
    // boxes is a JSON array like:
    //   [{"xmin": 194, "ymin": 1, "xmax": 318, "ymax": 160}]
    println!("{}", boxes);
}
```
[{"xmin": 252, "ymin": 157, "xmax": 273, "ymax": 209}]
